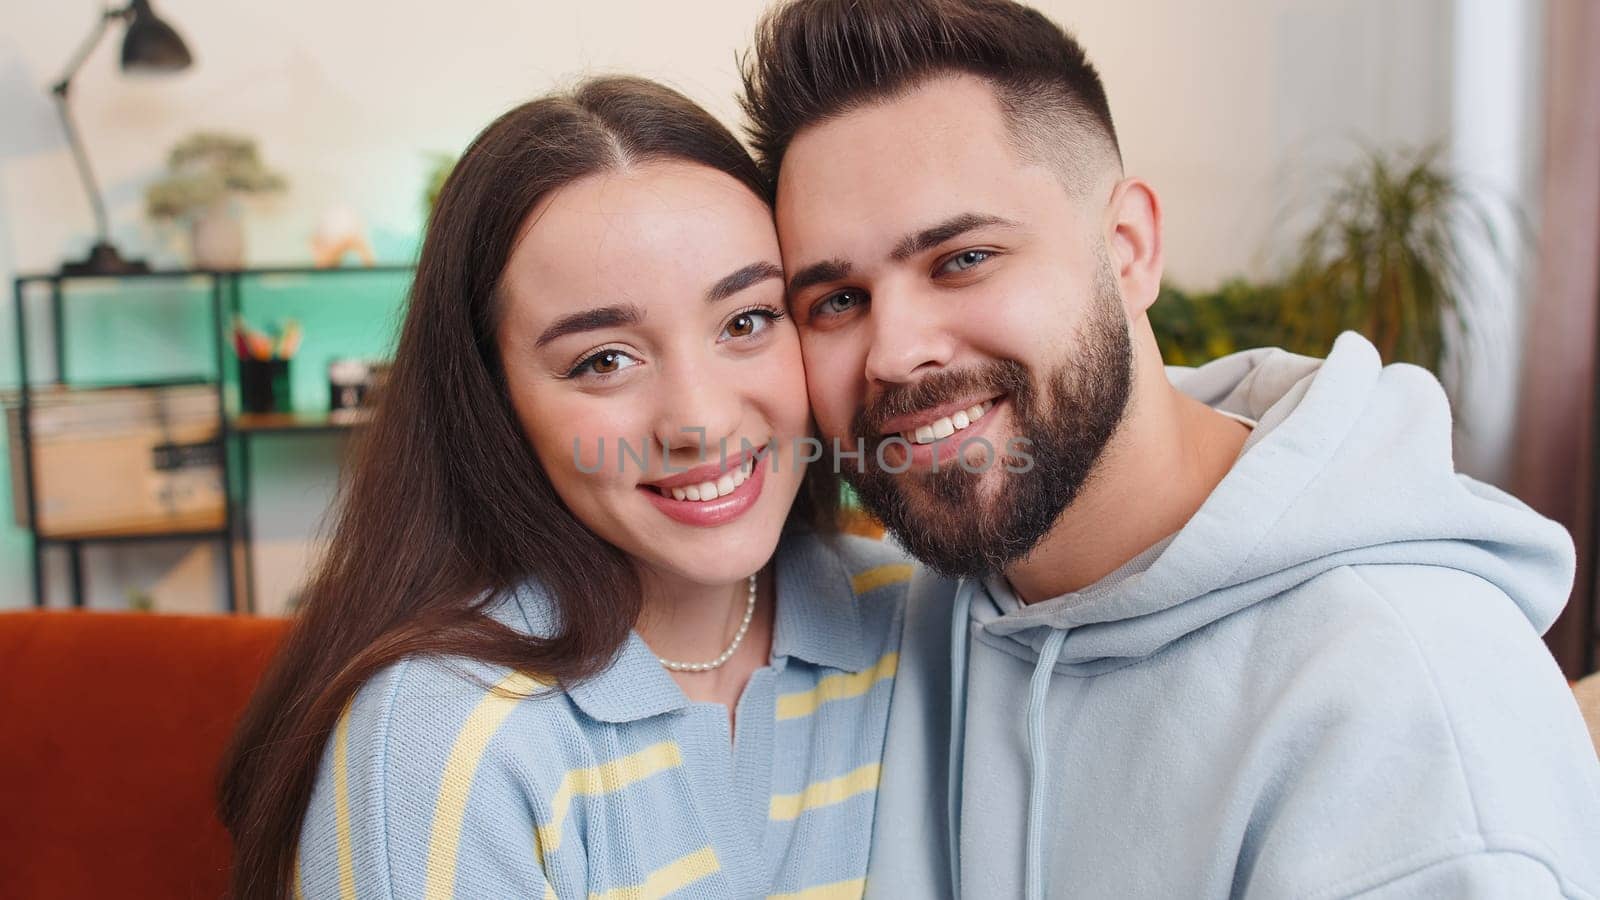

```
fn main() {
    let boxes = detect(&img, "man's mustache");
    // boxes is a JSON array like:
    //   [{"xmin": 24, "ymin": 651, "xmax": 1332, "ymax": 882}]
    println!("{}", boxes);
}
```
[{"xmin": 851, "ymin": 360, "xmax": 1030, "ymax": 443}]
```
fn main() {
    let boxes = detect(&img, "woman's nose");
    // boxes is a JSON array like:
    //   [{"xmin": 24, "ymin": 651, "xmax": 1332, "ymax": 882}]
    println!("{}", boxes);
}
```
[{"xmin": 651, "ymin": 364, "xmax": 744, "ymax": 464}]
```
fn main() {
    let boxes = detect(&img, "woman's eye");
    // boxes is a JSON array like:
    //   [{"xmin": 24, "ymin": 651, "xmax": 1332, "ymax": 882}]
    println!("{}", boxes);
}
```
[
  {"xmin": 939, "ymin": 249, "xmax": 992, "ymax": 274},
  {"xmin": 571, "ymin": 349, "xmax": 638, "ymax": 378},
  {"xmin": 720, "ymin": 309, "xmax": 781, "ymax": 341}
]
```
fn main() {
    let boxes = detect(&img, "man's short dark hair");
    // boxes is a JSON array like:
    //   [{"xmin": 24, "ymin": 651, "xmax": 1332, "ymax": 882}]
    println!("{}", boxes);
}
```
[{"xmin": 740, "ymin": 0, "xmax": 1122, "ymax": 195}]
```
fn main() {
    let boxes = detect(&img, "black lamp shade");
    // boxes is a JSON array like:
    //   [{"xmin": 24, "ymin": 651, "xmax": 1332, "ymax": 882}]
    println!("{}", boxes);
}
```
[{"xmin": 121, "ymin": 0, "xmax": 192, "ymax": 73}]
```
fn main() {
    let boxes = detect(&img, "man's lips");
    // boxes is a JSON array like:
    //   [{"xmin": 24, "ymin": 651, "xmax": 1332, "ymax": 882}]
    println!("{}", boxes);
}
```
[
  {"xmin": 877, "ymin": 395, "xmax": 1003, "ymax": 445},
  {"xmin": 867, "ymin": 396, "xmax": 1008, "ymax": 471}
]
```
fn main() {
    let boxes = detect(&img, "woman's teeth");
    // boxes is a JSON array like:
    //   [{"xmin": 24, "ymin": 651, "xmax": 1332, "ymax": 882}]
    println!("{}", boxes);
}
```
[
  {"xmin": 903, "ymin": 399, "xmax": 995, "ymax": 445},
  {"xmin": 661, "ymin": 458, "xmax": 755, "ymax": 502}
]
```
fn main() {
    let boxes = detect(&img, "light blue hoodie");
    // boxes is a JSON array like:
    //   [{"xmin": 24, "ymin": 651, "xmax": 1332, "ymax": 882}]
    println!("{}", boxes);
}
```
[{"xmin": 866, "ymin": 333, "xmax": 1600, "ymax": 899}]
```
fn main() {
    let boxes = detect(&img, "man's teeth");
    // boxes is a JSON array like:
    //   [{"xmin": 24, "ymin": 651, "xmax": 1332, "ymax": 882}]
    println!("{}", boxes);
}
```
[
  {"xmin": 905, "ymin": 400, "xmax": 995, "ymax": 445},
  {"xmin": 664, "ymin": 458, "xmax": 755, "ymax": 502}
]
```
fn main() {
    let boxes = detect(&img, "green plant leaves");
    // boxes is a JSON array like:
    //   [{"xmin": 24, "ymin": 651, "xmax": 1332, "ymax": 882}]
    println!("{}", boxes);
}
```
[{"xmin": 1150, "ymin": 145, "xmax": 1516, "ymax": 389}]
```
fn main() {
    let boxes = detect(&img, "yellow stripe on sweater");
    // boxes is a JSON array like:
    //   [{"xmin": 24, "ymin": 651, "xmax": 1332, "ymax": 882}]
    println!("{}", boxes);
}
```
[
  {"xmin": 537, "ymin": 741, "xmax": 684, "ymax": 862},
  {"xmin": 769, "ymin": 878, "xmax": 867, "ymax": 900},
  {"xmin": 424, "ymin": 670, "xmax": 543, "ymax": 900},
  {"xmin": 849, "ymin": 563, "xmax": 912, "ymax": 595},
  {"xmin": 331, "ymin": 705, "xmax": 357, "ymax": 900},
  {"xmin": 776, "ymin": 652, "xmax": 898, "ymax": 721},
  {"xmin": 769, "ymin": 763, "xmax": 882, "ymax": 821},
  {"xmin": 588, "ymin": 846, "xmax": 721, "ymax": 900}
]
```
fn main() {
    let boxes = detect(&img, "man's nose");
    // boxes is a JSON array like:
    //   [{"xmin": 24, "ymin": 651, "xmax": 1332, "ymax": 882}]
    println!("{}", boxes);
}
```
[{"xmin": 862, "ymin": 285, "xmax": 957, "ymax": 386}]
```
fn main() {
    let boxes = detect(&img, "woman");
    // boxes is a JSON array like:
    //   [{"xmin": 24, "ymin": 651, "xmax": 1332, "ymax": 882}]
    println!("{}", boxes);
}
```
[{"xmin": 218, "ymin": 77, "xmax": 910, "ymax": 899}]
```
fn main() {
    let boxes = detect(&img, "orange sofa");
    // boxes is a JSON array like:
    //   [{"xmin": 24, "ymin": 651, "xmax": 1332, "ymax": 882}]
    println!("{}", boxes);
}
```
[
  {"xmin": 0, "ymin": 601, "xmax": 1593, "ymax": 900},
  {"xmin": 0, "ymin": 610, "xmax": 290, "ymax": 900}
]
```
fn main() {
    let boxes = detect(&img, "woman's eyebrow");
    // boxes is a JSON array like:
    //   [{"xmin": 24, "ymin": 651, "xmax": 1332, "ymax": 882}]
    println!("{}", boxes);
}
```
[
  {"xmin": 531, "ymin": 263, "xmax": 779, "ymax": 349},
  {"xmin": 706, "ymin": 261, "xmax": 784, "ymax": 303},
  {"xmin": 535, "ymin": 304, "xmax": 643, "ymax": 348}
]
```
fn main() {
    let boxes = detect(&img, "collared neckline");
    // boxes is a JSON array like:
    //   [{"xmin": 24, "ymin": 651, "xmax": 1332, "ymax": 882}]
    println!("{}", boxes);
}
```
[
  {"xmin": 507, "ymin": 530, "xmax": 870, "ymax": 725},
  {"xmin": 769, "ymin": 530, "xmax": 870, "ymax": 673}
]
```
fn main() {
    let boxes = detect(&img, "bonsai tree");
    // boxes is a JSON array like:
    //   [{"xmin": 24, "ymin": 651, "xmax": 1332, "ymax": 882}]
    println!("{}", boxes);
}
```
[{"xmin": 145, "ymin": 132, "xmax": 287, "ymax": 221}]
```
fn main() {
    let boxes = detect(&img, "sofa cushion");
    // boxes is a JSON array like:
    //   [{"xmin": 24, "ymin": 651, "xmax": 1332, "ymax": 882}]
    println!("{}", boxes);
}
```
[{"xmin": 0, "ymin": 610, "xmax": 289, "ymax": 900}]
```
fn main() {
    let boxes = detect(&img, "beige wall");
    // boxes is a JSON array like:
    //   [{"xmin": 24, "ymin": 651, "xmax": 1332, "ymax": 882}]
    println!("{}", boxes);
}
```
[
  {"xmin": 0, "ymin": 0, "xmax": 1534, "ymax": 612},
  {"xmin": 1, "ymin": 0, "xmax": 1458, "ymax": 285}
]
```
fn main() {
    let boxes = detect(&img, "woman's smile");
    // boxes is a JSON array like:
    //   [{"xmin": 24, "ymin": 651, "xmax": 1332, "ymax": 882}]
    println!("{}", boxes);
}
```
[{"xmin": 640, "ymin": 450, "xmax": 768, "ymax": 527}]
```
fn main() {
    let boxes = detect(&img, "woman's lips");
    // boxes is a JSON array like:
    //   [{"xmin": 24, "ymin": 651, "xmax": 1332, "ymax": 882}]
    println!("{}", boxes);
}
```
[
  {"xmin": 640, "ymin": 454, "xmax": 767, "ymax": 527},
  {"xmin": 645, "ymin": 446, "xmax": 764, "ymax": 492}
]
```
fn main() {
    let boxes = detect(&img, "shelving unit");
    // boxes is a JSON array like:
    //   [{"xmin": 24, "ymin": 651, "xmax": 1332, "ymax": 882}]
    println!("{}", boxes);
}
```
[{"xmin": 9, "ymin": 265, "xmax": 411, "ymax": 613}]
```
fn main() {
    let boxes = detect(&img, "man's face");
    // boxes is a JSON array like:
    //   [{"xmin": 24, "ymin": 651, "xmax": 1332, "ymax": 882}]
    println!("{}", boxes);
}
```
[{"xmin": 775, "ymin": 74, "xmax": 1133, "ymax": 576}]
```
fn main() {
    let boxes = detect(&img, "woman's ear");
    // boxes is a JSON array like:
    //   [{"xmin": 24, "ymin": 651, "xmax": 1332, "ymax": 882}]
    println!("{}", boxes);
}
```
[{"xmin": 1104, "ymin": 178, "xmax": 1164, "ymax": 318}]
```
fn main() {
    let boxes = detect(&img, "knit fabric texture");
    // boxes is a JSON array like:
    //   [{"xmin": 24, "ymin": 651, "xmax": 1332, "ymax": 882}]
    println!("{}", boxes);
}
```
[{"xmin": 297, "ymin": 531, "xmax": 911, "ymax": 899}]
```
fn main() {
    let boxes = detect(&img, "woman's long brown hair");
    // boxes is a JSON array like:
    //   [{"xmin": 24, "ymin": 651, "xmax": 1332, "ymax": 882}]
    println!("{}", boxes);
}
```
[{"xmin": 217, "ymin": 76, "xmax": 836, "ymax": 900}]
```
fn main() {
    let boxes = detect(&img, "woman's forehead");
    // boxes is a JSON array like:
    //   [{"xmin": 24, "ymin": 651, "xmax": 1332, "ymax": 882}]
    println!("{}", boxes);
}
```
[{"xmin": 501, "ymin": 161, "xmax": 781, "ymax": 325}]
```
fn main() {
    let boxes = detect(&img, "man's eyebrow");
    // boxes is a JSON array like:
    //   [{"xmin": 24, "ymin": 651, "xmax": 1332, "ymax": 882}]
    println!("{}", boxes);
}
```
[
  {"xmin": 706, "ymin": 261, "xmax": 784, "ymax": 303},
  {"xmin": 890, "ymin": 213, "xmax": 1018, "ymax": 262},
  {"xmin": 786, "ymin": 259, "xmax": 853, "ymax": 298},
  {"xmin": 783, "ymin": 213, "xmax": 1014, "ymax": 300},
  {"xmin": 534, "ymin": 304, "xmax": 643, "ymax": 348}
]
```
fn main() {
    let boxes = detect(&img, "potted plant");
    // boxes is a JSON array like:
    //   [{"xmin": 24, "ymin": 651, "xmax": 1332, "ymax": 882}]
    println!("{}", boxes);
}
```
[
  {"xmin": 1150, "ymin": 145, "xmax": 1516, "ymax": 408},
  {"xmin": 145, "ymin": 132, "xmax": 287, "ymax": 269},
  {"xmin": 1277, "ymin": 145, "xmax": 1514, "ymax": 377}
]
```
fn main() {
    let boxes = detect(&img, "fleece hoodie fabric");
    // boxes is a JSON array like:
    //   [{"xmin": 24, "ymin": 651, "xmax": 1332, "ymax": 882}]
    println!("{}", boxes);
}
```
[{"xmin": 865, "ymin": 333, "xmax": 1600, "ymax": 899}]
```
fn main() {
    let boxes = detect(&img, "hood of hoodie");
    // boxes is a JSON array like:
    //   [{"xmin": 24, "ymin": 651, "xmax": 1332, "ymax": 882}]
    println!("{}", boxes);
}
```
[{"xmin": 972, "ymin": 331, "xmax": 1575, "ymax": 675}]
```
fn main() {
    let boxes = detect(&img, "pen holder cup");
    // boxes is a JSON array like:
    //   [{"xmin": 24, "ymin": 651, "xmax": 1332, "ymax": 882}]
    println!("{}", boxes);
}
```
[{"xmin": 240, "ymin": 358, "xmax": 291, "ymax": 414}]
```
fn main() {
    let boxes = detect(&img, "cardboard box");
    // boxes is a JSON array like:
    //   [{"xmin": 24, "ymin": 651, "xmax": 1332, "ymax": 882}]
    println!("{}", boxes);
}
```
[{"xmin": 7, "ymin": 384, "xmax": 225, "ymax": 538}]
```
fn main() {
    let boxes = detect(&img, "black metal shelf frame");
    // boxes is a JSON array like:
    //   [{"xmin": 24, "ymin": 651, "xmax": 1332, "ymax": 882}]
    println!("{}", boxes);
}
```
[{"xmin": 10, "ymin": 265, "xmax": 411, "ymax": 614}]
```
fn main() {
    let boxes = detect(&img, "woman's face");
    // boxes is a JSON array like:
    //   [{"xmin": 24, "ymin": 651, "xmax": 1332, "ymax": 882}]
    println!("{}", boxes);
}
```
[{"xmin": 496, "ymin": 160, "xmax": 811, "ymax": 590}]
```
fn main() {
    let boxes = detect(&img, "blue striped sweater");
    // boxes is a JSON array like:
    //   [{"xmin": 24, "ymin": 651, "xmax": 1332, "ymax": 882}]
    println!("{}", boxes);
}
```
[{"xmin": 297, "ymin": 531, "xmax": 911, "ymax": 899}]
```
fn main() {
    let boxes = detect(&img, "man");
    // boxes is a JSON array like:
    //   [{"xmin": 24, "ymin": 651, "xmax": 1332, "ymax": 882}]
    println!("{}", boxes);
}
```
[{"xmin": 742, "ymin": 0, "xmax": 1600, "ymax": 896}]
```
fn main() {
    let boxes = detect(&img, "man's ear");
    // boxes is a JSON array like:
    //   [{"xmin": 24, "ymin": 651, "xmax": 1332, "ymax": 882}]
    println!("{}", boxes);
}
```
[{"xmin": 1104, "ymin": 178, "xmax": 1163, "ymax": 318}]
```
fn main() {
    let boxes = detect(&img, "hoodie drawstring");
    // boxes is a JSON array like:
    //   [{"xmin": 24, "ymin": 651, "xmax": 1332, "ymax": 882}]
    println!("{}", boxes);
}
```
[
  {"xmin": 1025, "ymin": 628, "xmax": 1067, "ymax": 900},
  {"xmin": 947, "ymin": 578, "xmax": 978, "ymax": 899},
  {"xmin": 950, "ymin": 578, "xmax": 1068, "ymax": 900}
]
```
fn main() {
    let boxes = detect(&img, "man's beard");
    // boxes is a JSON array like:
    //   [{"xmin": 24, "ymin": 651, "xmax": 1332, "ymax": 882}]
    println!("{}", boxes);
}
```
[{"xmin": 843, "ymin": 260, "xmax": 1134, "ymax": 578}]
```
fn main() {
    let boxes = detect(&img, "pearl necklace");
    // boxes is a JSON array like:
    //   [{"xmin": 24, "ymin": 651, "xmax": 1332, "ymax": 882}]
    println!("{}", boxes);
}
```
[{"xmin": 656, "ymin": 573, "xmax": 758, "ymax": 673}]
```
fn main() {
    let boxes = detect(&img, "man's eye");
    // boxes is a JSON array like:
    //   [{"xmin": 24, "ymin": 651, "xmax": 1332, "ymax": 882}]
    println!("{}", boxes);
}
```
[
  {"xmin": 939, "ymin": 249, "xmax": 992, "ymax": 274},
  {"xmin": 814, "ymin": 290, "xmax": 866, "ymax": 318},
  {"xmin": 570, "ymin": 349, "xmax": 638, "ymax": 378}
]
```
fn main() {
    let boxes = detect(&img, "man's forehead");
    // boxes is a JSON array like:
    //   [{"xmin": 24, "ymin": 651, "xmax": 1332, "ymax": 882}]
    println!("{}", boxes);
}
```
[
  {"xmin": 777, "ymin": 74, "xmax": 1016, "ymax": 197},
  {"xmin": 774, "ymin": 80, "xmax": 1024, "ymax": 258}
]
